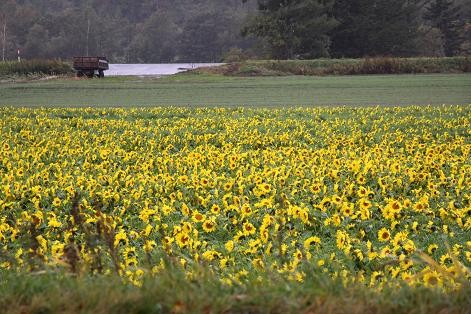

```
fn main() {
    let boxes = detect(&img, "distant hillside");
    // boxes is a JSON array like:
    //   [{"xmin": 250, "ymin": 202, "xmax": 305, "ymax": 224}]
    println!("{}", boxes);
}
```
[
  {"xmin": 0, "ymin": 0, "xmax": 469, "ymax": 63},
  {"xmin": 0, "ymin": 0, "xmax": 256, "ymax": 63}
]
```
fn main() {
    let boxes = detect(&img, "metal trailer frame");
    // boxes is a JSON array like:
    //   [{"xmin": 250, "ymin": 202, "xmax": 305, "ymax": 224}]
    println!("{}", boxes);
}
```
[{"xmin": 73, "ymin": 56, "xmax": 109, "ymax": 78}]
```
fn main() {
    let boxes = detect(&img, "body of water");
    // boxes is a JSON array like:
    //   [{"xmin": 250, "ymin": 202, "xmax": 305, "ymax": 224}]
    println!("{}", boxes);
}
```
[{"xmin": 107, "ymin": 63, "xmax": 223, "ymax": 76}]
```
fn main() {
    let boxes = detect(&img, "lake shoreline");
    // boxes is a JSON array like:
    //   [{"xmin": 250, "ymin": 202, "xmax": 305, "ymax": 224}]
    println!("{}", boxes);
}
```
[{"xmin": 107, "ymin": 63, "xmax": 225, "ymax": 76}]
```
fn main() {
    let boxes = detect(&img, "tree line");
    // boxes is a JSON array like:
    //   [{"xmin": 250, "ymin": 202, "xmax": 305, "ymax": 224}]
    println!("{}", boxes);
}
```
[{"xmin": 0, "ymin": 0, "xmax": 469, "ymax": 63}]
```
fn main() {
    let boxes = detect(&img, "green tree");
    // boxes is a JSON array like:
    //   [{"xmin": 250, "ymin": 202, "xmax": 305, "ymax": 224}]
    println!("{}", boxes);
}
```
[
  {"xmin": 0, "ymin": 0, "xmax": 254, "ymax": 62},
  {"xmin": 330, "ymin": 0, "xmax": 421, "ymax": 58},
  {"xmin": 24, "ymin": 24, "xmax": 50, "ymax": 59},
  {"xmin": 177, "ymin": 13, "xmax": 225, "ymax": 62},
  {"xmin": 128, "ymin": 12, "xmax": 178, "ymax": 63},
  {"xmin": 177, "ymin": 2, "xmax": 255, "ymax": 63},
  {"xmin": 242, "ymin": 0, "xmax": 338, "ymax": 59},
  {"xmin": 424, "ymin": 0, "xmax": 465, "ymax": 56}
]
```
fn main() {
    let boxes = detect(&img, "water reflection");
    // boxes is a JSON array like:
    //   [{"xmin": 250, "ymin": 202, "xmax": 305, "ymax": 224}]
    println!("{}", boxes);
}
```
[{"xmin": 107, "ymin": 63, "xmax": 224, "ymax": 76}]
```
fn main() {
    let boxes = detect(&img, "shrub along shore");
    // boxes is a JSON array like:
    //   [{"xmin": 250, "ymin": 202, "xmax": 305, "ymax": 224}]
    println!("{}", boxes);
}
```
[
  {"xmin": 0, "ymin": 60, "xmax": 73, "ymax": 78},
  {"xmin": 0, "ymin": 57, "xmax": 469, "ymax": 80},
  {"xmin": 198, "ymin": 57, "xmax": 471, "ymax": 76}
]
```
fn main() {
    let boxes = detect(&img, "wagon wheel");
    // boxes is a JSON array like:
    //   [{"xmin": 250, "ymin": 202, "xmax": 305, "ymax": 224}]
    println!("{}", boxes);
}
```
[
  {"xmin": 76, "ymin": 71, "xmax": 84, "ymax": 77},
  {"xmin": 99, "ymin": 70, "xmax": 104, "ymax": 78}
]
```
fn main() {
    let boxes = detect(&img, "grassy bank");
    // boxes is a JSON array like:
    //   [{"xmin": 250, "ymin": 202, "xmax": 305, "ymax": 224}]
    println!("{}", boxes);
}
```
[
  {"xmin": 0, "ymin": 60, "xmax": 73, "ymax": 78},
  {"xmin": 0, "ymin": 73, "xmax": 469, "ymax": 106},
  {"xmin": 1, "ymin": 270, "xmax": 469, "ymax": 314},
  {"xmin": 202, "ymin": 57, "xmax": 471, "ymax": 76}
]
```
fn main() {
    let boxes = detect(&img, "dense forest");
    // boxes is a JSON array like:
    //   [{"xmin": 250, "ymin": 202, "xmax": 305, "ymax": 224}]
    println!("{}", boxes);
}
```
[{"xmin": 0, "ymin": 0, "xmax": 469, "ymax": 62}]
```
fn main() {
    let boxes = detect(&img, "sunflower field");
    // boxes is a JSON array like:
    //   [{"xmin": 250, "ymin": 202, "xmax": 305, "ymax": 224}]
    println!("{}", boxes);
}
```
[{"xmin": 0, "ymin": 106, "xmax": 470, "ymax": 297}]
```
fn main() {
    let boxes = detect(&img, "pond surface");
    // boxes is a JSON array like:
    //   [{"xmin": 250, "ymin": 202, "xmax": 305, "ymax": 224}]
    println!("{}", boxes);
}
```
[{"xmin": 107, "ymin": 63, "xmax": 223, "ymax": 76}]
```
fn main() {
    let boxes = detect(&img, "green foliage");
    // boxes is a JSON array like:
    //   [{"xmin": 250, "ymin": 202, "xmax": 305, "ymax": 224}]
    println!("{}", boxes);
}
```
[
  {"xmin": 0, "ymin": 0, "xmax": 255, "ymax": 63},
  {"xmin": 0, "ymin": 262, "xmax": 470, "ymax": 313},
  {"xmin": 127, "ymin": 12, "xmax": 178, "ymax": 63},
  {"xmin": 330, "ymin": 0, "xmax": 422, "ymax": 58},
  {"xmin": 1, "ymin": 0, "xmax": 470, "ymax": 61},
  {"xmin": 178, "ymin": 13, "xmax": 232, "ymax": 62},
  {"xmin": 243, "ymin": 0, "xmax": 338, "ymax": 59},
  {"xmin": 208, "ymin": 57, "xmax": 471, "ymax": 75},
  {"xmin": 222, "ymin": 48, "xmax": 252, "ymax": 62},
  {"xmin": 424, "ymin": 0, "xmax": 466, "ymax": 57},
  {"xmin": 0, "ymin": 60, "xmax": 73, "ymax": 77}
]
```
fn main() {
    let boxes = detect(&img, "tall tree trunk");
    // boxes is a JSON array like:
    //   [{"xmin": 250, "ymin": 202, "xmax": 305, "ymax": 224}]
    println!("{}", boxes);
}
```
[
  {"xmin": 86, "ymin": 18, "xmax": 90, "ymax": 56},
  {"xmin": 2, "ymin": 18, "xmax": 6, "ymax": 61}
]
